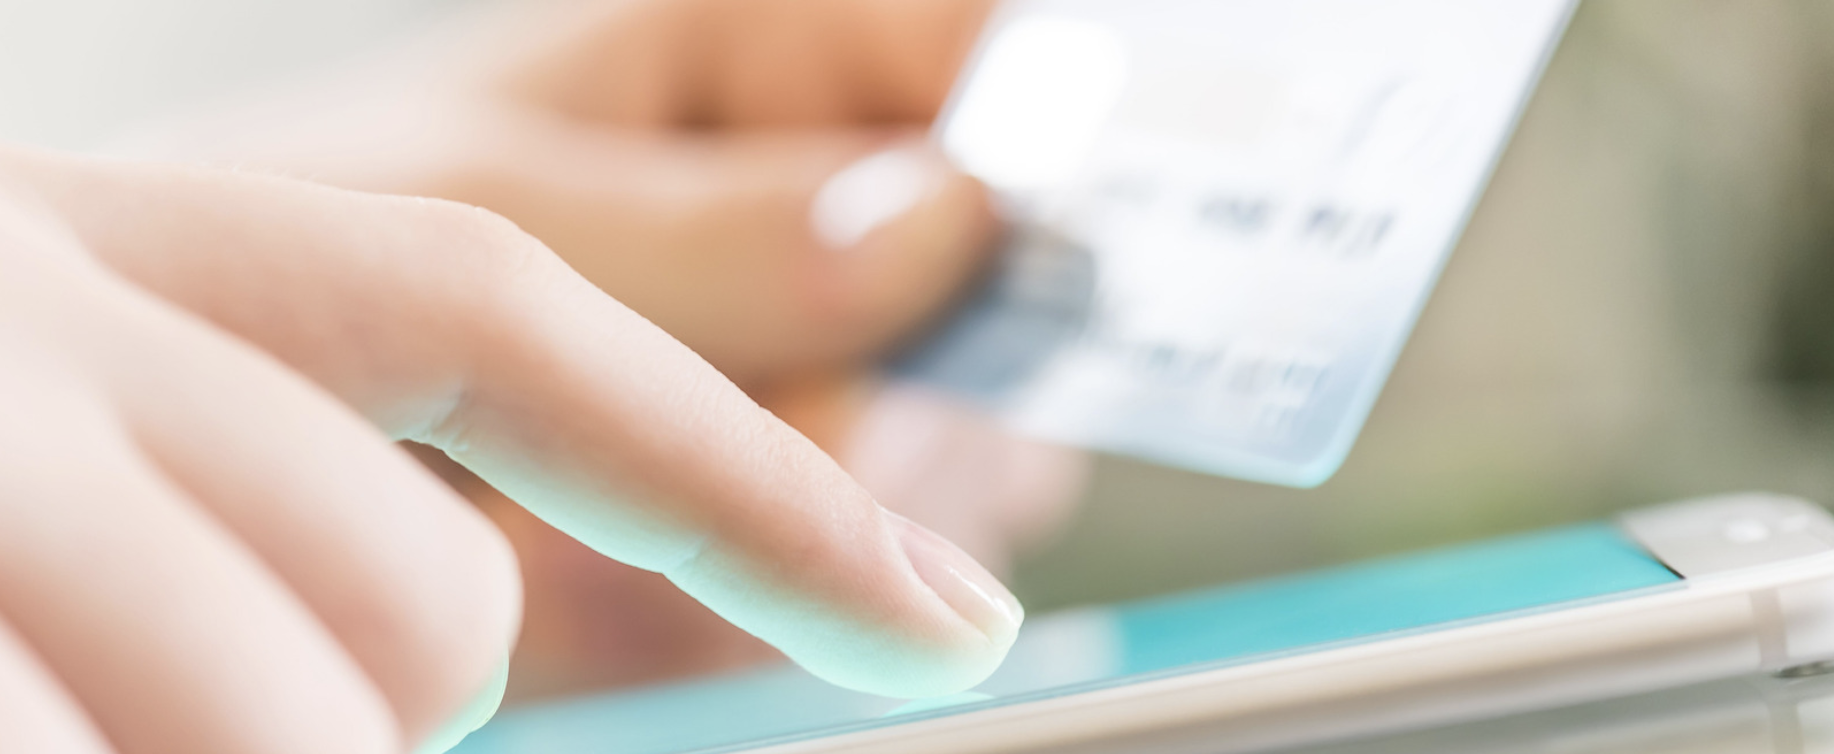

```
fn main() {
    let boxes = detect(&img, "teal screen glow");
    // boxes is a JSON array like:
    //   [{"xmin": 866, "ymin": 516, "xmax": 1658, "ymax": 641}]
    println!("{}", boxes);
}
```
[{"xmin": 453, "ymin": 523, "xmax": 1680, "ymax": 754}]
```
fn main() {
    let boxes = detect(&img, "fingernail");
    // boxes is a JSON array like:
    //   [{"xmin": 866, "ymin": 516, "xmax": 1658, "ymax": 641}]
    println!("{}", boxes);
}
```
[
  {"xmin": 413, "ymin": 656, "xmax": 510, "ymax": 754},
  {"xmin": 890, "ymin": 512, "xmax": 1024, "ymax": 643},
  {"xmin": 810, "ymin": 144, "xmax": 946, "ymax": 251}
]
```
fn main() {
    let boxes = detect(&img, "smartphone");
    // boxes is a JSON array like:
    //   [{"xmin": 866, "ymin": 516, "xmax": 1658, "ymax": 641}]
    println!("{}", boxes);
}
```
[{"xmin": 452, "ymin": 494, "xmax": 1834, "ymax": 754}]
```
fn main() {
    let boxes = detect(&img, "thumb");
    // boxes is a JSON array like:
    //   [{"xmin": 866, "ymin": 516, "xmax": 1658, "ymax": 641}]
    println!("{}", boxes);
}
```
[{"xmin": 451, "ymin": 121, "xmax": 999, "ymax": 384}]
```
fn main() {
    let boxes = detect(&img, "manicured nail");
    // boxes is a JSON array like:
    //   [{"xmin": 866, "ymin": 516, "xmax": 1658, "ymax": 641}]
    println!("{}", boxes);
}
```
[
  {"xmin": 413, "ymin": 656, "xmax": 509, "ymax": 754},
  {"xmin": 890, "ymin": 512, "xmax": 1024, "ymax": 644},
  {"xmin": 810, "ymin": 144, "xmax": 946, "ymax": 251}
]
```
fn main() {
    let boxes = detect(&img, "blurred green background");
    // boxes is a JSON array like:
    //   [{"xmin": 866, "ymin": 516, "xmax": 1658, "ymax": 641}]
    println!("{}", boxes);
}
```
[{"xmin": 1014, "ymin": 0, "xmax": 1834, "ymax": 612}]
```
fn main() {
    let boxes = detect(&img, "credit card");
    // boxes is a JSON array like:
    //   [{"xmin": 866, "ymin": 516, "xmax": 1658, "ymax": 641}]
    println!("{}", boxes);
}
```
[{"xmin": 897, "ymin": 0, "xmax": 1578, "ymax": 487}]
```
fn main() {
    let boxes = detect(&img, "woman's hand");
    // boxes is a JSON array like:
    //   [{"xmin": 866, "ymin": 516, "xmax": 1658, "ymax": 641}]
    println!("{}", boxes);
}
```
[
  {"xmin": 0, "ymin": 143, "xmax": 1021, "ymax": 753},
  {"xmin": 138, "ymin": 0, "xmax": 1004, "ymax": 385},
  {"xmin": 132, "ymin": 0, "xmax": 1090, "ymax": 700}
]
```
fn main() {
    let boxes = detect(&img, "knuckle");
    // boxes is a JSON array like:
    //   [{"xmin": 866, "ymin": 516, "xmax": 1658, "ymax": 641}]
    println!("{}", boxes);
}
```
[
  {"xmin": 345, "ymin": 192, "xmax": 547, "ymax": 287},
  {"xmin": 406, "ymin": 197, "xmax": 549, "ymax": 282},
  {"xmin": 374, "ymin": 194, "xmax": 570, "ymax": 331}
]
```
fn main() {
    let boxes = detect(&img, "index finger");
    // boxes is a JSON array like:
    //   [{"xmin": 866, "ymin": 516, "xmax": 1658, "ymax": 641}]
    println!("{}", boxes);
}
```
[{"xmin": 24, "ymin": 150, "xmax": 1023, "ymax": 700}]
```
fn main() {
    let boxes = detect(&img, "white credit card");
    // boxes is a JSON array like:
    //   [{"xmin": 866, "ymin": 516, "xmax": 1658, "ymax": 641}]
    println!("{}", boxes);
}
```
[{"xmin": 897, "ymin": 0, "xmax": 1578, "ymax": 487}]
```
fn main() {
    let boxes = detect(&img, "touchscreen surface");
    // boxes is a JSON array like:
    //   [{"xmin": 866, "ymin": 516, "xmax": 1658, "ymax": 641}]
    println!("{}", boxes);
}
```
[{"xmin": 454, "ymin": 523, "xmax": 1679, "ymax": 754}]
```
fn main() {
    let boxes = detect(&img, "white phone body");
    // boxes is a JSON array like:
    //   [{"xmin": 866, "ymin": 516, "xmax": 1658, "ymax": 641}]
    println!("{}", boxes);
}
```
[{"xmin": 781, "ymin": 496, "xmax": 1834, "ymax": 754}]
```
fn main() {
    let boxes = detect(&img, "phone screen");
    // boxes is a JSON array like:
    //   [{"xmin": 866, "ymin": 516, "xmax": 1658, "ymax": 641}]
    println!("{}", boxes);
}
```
[{"xmin": 454, "ymin": 524, "xmax": 1679, "ymax": 754}]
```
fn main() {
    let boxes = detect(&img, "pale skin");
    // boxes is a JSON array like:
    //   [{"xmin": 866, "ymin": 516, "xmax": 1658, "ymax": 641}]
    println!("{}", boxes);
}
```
[
  {"xmin": 157, "ymin": 0, "xmax": 1011, "ymax": 386},
  {"xmin": 141, "ymin": 0, "xmax": 1090, "ymax": 701},
  {"xmin": 0, "ymin": 139, "xmax": 1026, "ymax": 753}
]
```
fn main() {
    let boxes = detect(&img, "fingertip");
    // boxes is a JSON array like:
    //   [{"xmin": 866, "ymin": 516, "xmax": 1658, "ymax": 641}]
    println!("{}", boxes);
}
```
[
  {"xmin": 413, "ymin": 656, "xmax": 508, "ymax": 754},
  {"xmin": 809, "ymin": 138, "xmax": 997, "ymax": 257},
  {"xmin": 665, "ymin": 507, "xmax": 1022, "ymax": 701},
  {"xmin": 809, "ymin": 142, "xmax": 950, "ymax": 253},
  {"xmin": 868, "ymin": 511, "xmax": 1025, "ymax": 699},
  {"xmin": 889, "ymin": 511, "xmax": 1024, "ymax": 650},
  {"xmin": 800, "ymin": 138, "xmax": 999, "ymax": 357}
]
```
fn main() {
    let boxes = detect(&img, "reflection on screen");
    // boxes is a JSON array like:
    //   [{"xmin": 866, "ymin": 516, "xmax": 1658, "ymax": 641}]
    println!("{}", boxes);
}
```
[{"xmin": 454, "ymin": 523, "xmax": 1678, "ymax": 754}]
